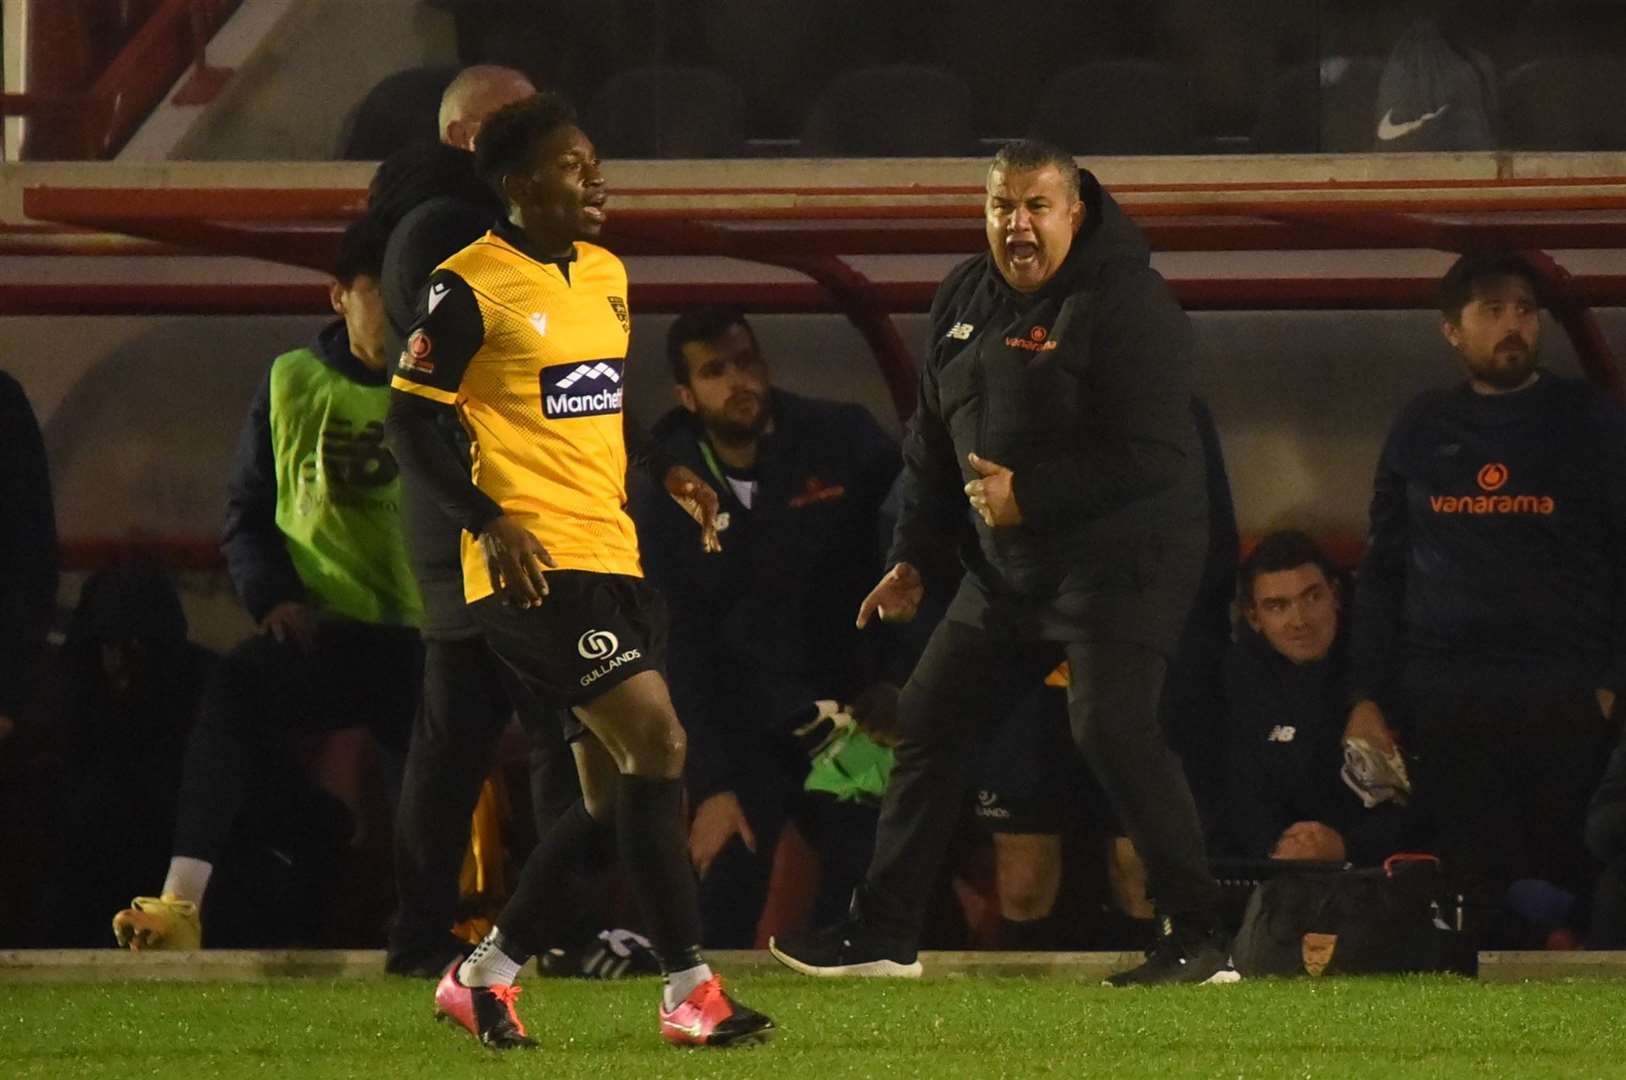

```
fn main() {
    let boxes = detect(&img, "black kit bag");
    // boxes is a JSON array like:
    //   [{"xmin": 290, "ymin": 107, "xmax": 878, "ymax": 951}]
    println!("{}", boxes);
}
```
[{"xmin": 1231, "ymin": 854, "xmax": 1476, "ymax": 977}]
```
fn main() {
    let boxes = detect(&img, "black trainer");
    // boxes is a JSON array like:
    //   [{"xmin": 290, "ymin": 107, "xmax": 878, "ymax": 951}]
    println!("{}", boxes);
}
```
[
  {"xmin": 769, "ymin": 918, "xmax": 923, "ymax": 977},
  {"xmin": 539, "ymin": 927, "xmax": 663, "ymax": 979},
  {"xmin": 1104, "ymin": 924, "xmax": 1241, "ymax": 987}
]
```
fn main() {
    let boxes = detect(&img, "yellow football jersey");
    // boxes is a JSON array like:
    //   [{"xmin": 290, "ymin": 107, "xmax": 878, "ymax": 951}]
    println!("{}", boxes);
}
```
[{"xmin": 390, "ymin": 226, "xmax": 641, "ymax": 602}]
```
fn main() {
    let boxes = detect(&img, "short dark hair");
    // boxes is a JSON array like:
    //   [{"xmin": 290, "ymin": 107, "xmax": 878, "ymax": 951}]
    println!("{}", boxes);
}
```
[
  {"xmin": 1238, "ymin": 530, "xmax": 1341, "ymax": 608},
  {"xmin": 665, "ymin": 306, "xmax": 756, "ymax": 385},
  {"xmin": 989, "ymin": 138, "xmax": 1080, "ymax": 200},
  {"xmin": 1439, "ymin": 251, "xmax": 1542, "ymax": 324},
  {"xmin": 333, "ymin": 214, "xmax": 388, "ymax": 285},
  {"xmin": 473, "ymin": 91, "xmax": 579, "ymax": 201}
]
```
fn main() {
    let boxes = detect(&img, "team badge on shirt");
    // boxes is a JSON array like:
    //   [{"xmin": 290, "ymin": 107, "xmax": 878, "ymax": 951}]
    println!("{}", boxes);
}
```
[
  {"xmin": 607, "ymin": 295, "xmax": 630, "ymax": 333},
  {"xmin": 399, "ymin": 329, "xmax": 435, "ymax": 375},
  {"xmin": 540, "ymin": 359, "xmax": 625, "ymax": 419}
]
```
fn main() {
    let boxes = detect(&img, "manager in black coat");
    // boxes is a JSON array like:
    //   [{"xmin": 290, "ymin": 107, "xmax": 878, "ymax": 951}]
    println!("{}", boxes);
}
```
[{"xmin": 771, "ymin": 139, "xmax": 1232, "ymax": 986}]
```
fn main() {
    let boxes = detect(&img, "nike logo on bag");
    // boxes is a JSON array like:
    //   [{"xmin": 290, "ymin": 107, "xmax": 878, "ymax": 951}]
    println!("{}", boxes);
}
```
[
  {"xmin": 426, "ymin": 281, "xmax": 449, "ymax": 314},
  {"xmin": 1376, "ymin": 104, "xmax": 1450, "ymax": 142}
]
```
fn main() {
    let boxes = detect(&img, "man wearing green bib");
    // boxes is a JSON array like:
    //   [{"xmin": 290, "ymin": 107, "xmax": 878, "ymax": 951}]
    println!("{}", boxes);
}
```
[{"xmin": 113, "ymin": 218, "xmax": 424, "ymax": 950}]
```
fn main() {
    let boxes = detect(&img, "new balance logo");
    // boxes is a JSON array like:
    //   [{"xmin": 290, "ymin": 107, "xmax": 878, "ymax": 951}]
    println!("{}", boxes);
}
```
[
  {"xmin": 1267, "ymin": 725, "xmax": 1297, "ymax": 743},
  {"xmin": 946, "ymin": 322, "xmax": 975, "ymax": 340},
  {"xmin": 541, "ymin": 359, "xmax": 625, "ymax": 419}
]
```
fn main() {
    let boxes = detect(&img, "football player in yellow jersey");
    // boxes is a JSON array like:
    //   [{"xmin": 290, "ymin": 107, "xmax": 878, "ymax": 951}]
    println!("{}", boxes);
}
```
[{"xmin": 386, "ymin": 93, "xmax": 773, "ymax": 1049}]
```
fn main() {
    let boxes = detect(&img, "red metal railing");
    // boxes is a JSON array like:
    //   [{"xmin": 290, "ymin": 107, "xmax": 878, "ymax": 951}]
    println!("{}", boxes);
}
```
[
  {"xmin": 1, "ymin": 0, "xmax": 239, "ymax": 159},
  {"xmin": 19, "ymin": 175, "xmax": 1626, "ymax": 570},
  {"xmin": 16, "ymin": 179, "xmax": 1626, "ymax": 412}
]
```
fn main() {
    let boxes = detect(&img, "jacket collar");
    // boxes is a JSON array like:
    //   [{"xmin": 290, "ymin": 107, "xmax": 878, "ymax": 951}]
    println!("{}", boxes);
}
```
[{"xmin": 315, "ymin": 318, "xmax": 387, "ymax": 386}]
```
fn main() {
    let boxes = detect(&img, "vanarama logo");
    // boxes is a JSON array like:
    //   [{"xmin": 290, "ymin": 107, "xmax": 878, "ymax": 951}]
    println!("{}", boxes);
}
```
[
  {"xmin": 1429, "ymin": 463, "xmax": 1555, "ymax": 516},
  {"xmin": 1005, "ymin": 324, "xmax": 1058, "ymax": 352},
  {"xmin": 1477, "ymin": 463, "xmax": 1508, "ymax": 492}
]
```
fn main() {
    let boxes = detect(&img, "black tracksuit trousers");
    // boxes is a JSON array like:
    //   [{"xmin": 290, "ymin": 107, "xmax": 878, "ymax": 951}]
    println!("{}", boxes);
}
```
[
  {"xmin": 389, "ymin": 634, "xmax": 580, "ymax": 960},
  {"xmin": 854, "ymin": 618, "xmax": 1221, "ymax": 942},
  {"xmin": 173, "ymin": 621, "xmax": 422, "ymax": 865}
]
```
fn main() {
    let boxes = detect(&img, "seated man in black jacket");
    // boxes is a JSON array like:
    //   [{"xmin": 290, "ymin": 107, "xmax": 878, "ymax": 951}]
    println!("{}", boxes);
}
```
[
  {"xmin": 1348, "ymin": 250, "xmax": 1626, "ymax": 946},
  {"xmin": 633, "ymin": 307, "xmax": 902, "ymax": 947},
  {"xmin": 1226, "ymin": 530, "xmax": 1406, "ymax": 866}
]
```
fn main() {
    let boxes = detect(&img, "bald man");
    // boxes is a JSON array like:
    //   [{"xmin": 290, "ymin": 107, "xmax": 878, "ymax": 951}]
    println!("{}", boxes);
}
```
[{"xmin": 438, "ymin": 65, "xmax": 537, "ymax": 151}]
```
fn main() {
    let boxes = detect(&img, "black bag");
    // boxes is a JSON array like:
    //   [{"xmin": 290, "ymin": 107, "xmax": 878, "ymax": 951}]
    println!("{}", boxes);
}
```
[{"xmin": 1231, "ymin": 854, "xmax": 1475, "ymax": 977}]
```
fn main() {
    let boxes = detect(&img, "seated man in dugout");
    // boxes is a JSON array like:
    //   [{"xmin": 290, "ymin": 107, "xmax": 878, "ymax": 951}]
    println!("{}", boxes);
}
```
[
  {"xmin": 113, "ymin": 217, "xmax": 425, "ymax": 950},
  {"xmin": 1224, "ymin": 530, "xmax": 1409, "ymax": 867},
  {"xmin": 1348, "ymin": 250, "xmax": 1626, "ymax": 948},
  {"xmin": 633, "ymin": 307, "xmax": 903, "ymax": 948}
]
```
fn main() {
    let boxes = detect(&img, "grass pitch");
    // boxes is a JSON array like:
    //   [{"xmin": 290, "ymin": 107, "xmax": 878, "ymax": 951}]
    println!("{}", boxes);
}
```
[{"xmin": 3, "ymin": 973, "xmax": 1621, "ymax": 1079}]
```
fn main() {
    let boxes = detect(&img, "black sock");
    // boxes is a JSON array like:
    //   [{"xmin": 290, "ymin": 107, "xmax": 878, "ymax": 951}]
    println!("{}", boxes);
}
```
[
  {"xmin": 616, "ymin": 775, "xmax": 704, "ymax": 973},
  {"xmin": 496, "ymin": 798, "xmax": 614, "ymax": 959},
  {"xmin": 1000, "ymin": 914, "xmax": 1062, "ymax": 951}
]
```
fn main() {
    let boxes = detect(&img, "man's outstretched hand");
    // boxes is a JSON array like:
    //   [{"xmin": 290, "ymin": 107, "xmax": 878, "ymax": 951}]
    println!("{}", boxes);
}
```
[
  {"xmin": 856, "ymin": 562, "xmax": 924, "ymax": 628},
  {"xmin": 664, "ymin": 465, "xmax": 722, "ymax": 553}
]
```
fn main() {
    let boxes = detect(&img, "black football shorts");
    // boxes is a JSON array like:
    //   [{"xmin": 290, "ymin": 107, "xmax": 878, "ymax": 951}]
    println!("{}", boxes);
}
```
[{"xmin": 472, "ymin": 571, "xmax": 668, "ymax": 733}]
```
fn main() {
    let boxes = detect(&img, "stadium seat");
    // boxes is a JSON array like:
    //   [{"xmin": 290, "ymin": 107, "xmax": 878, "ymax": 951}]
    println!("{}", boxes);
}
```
[
  {"xmin": 799, "ymin": 65, "xmax": 975, "ymax": 157},
  {"xmin": 1251, "ymin": 58, "xmax": 1385, "ymax": 153},
  {"xmin": 333, "ymin": 66, "xmax": 461, "ymax": 161},
  {"xmin": 701, "ymin": 0, "xmax": 827, "ymax": 137},
  {"xmin": 1503, "ymin": 57, "xmax": 1626, "ymax": 151},
  {"xmin": 586, "ymin": 64, "xmax": 747, "ymax": 159},
  {"xmin": 1029, "ymin": 61, "xmax": 1196, "ymax": 155}
]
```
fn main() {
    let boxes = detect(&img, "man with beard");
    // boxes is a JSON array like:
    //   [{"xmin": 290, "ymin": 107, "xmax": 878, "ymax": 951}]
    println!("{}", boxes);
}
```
[
  {"xmin": 1347, "ymin": 251, "xmax": 1626, "ymax": 947},
  {"xmin": 633, "ymin": 307, "xmax": 900, "ymax": 947},
  {"xmin": 769, "ymin": 139, "xmax": 1236, "ymax": 986}
]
